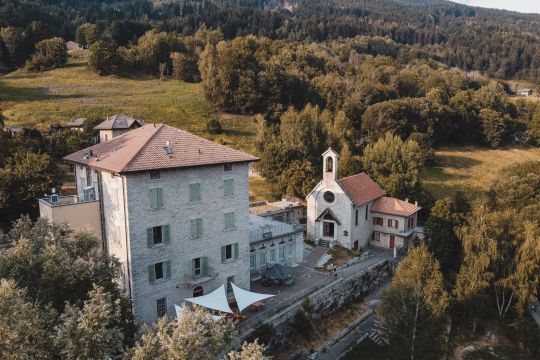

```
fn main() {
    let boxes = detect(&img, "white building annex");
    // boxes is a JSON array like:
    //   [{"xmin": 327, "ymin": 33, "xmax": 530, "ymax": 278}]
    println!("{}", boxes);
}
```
[
  {"xmin": 307, "ymin": 149, "xmax": 422, "ymax": 250},
  {"xmin": 41, "ymin": 123, "xmax": 259, "ymax": 324}
]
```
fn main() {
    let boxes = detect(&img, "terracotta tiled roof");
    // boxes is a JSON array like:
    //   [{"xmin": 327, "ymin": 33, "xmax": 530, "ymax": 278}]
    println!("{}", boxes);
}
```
[
  {"xmin": 371, "ymin": 197, "xmax": 421, "ymax": 217},
  {"xmin": 64, "ymin": 124, "xmax": 259, "ymax": 173},
  {"xmin": 337, "ymin": 173, "xmax": 385, "ymax": 205},
  {"xmin": 93, "ymin": 114, "xmax": 143, "ymax": 130}
]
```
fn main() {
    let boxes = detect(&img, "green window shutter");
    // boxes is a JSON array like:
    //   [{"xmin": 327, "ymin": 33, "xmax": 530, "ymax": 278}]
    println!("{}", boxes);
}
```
[
  {"xmin": 147, "ymin": 228, "xmax": 153, "ymax": 247},
  {"xmin": 221, "ymin": 246, "xmax": 226, "ymax": 263},
  {"xmin": 197, "ymin": 218, "xmax": 203, "ymax": 237},
  {"xmin": 157, "ymin": 188, "xmax": 163, "ymax": 208},
  {"xmin": 163, "ymin": 225, "xmax": 170, "ymax": 244},
  {"xmin": 230, "ymin": 212, "xmax": 235, "ymax": 228},
  {"xmin": 148, "ymin": 265, "xmax": 156, "ymax": 284},
  {"xmin": 224, "ymin": 179, "xmax": 233, "ymax": 197},
  {"xmin": 190, "ymin": 183, "xmax": 201, "ymax": 202},
  {"xmin": 201, "ymin": 257, "xmax": 208, "ymax": 276},
  {"xmin": 150, "ymin": 189, "xmax": 156, "ymax": 209},
  {"xmin": 191, "ymin": 219, "xmax": 197, "ymax": 238},
  {"xmin": 165, "ymin": 261, "xmax": 171, "ymax": 279},
  {"xmin": 191, "ymin": 259, "xmax": 196, "ymax": 277},
  {"xmin": 233, "ymin": 243, "xmax": 239, "ymax": 260},
  {"xmin": 223, "ymin": 213, "xmax": 229, "ymax": 230}
]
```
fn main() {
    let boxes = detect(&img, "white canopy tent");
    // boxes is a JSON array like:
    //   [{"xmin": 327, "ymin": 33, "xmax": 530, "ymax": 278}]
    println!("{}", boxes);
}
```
[
  {"xmin": 231, "ymin": 283, "xmax": 274, "ymax": 312},
  {"xmin": 175, "ymin": 304, "xmax": 222, "ymax": 321},
  {"xmin": 183, "ymin": 284, "xmax": 233, "ymax": 313}
]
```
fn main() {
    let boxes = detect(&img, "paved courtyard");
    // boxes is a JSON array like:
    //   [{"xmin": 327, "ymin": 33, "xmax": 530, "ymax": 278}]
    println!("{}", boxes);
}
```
[{"xmin": 239, "ymin": 245, "xmax": 393, "ymax": 331}]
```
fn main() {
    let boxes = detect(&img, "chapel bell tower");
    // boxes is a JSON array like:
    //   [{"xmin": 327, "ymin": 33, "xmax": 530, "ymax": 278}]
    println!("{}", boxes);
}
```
[{"xmin": 322, "ymin": 148, "xmax": 339, "ymax": 184}]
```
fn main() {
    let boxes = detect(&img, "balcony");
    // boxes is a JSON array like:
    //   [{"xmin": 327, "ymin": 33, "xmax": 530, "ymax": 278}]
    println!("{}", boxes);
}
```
[
  {"xmin": 182, "ymin": 266, "xmax": 217, "ymax": 288},
  {"xmin": 38, "ymin": 195, "xmax": 102, "ymax": 239}
]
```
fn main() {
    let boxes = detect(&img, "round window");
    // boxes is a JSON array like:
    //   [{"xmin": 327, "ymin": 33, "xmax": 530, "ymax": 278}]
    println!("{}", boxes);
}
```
[{"xmin": 324, "ymin": 191, "xmax": 335, "ymax": 203}]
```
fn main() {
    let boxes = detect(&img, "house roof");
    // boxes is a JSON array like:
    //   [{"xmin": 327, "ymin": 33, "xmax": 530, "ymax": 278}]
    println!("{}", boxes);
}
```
[
  {"xmin": 371, "ymin": 197, "xmax": 421, "ymax": 217},
  {"xmin": 64, "ymin": 124, "xmax": 259, "ymax": 173},
  {"xmin": 337, "ymin": 173, "xmax": 385, "ymax": 206},
  {"xmin": 93, "ymin": 114, "xmax": 143, "ymax": 130},
  {"xmin": 64, "ymin": 118, "xmax": 86, "ymax": 128}
]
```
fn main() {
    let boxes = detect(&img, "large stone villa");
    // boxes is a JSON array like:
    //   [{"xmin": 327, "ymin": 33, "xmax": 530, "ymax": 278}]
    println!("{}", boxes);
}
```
[{"xmin": 40, "ymin": 120, "xmax": 259, "ymax": 324}]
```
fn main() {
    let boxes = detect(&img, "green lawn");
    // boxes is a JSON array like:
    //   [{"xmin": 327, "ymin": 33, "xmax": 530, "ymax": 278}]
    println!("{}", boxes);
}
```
[
  {"xmin": 421, "ymin": 146, "xmax": 540, "ymax": 199},
  {"xmin": 0, "ymin": 49, "xmax": 259, "ymax": 154}
]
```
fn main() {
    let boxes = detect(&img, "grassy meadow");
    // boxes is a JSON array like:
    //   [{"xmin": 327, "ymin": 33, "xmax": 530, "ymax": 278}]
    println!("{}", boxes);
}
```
[
  {"xmin": 421, "ymin": 146, "xmax": 540, "ymax": 199},
  {"xmin": 0, "ymin": 50, "xmax": 260, "ymax": 153}
]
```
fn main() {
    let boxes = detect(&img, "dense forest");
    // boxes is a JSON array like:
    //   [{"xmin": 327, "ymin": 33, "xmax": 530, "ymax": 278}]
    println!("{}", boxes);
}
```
[{"xmin": 3, "ymin": 0, "xmax": 540, "ymax": 81}]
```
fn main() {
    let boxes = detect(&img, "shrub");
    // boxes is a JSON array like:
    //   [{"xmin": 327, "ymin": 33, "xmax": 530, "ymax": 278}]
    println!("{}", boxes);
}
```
[{"xmin": 206, "ymin": 119, "xmax": 223, "ymax": 134}]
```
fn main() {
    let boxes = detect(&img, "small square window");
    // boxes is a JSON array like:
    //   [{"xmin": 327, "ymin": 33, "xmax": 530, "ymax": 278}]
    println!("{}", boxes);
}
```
[
  {"xmin": 189, "ymin": 183, "xmax": 201, "ymax": 202},
  {"xmin": 224, "ymin": 163, "xmax": 233, "ymax": 172},
  {"xmin": 157, "ymin": 298, "xmax": 167, "ymax": 317},
  {"xmin": 150, "ymin": 171, "xmax": 161, "ymax": 180},
  {"xmin": 155, "ymin": 262, "xmax": 164, "ymax": 280}
]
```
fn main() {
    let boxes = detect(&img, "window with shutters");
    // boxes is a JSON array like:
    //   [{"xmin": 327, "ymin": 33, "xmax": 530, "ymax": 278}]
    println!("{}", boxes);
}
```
[
  {"xmin": 259, "ymin": 252, "xmax": 266, "ymax": 267},
  {"xmin": 221, "ymin": 243, "xmax": 239, "ymax": 263},
  {"xmin": 250, "ymin": 254, "xmax": 256, "ymax": 269},
  {"xmin": 387, "ymin": 219, "xmax": 398, "ymax": 228},
  {"xmin": 373, "ymin": 216, "xmax": 383, "ymax": 226},
  {"xmin": 224, "ymin": 163, "xmax": 233, "ymax": 172},
  {"xmin": 191, "ymin": 218, "xmax": 203, "ymax": 239},
  {"xmin": 189, "ymin": 183, "xmax": 201, "ymax": 203},
  {"xmin": 287, "ymin": 243, "xmax": 294, "ymax": 256},
  {"xmin": 224, "ymin": 212, "xmax": 235, "ymax": 231},
  {"xmin": 156, "ymin": 298, "xmax": 167, "ymax": 317},
  {"xmin": 150, "ymin": 188, "xmax": 163, "ymax": 209},
  {"xmin": 147, "ymin": 225, "xmax": 169, "ymax": 247},
  {"xmin": 372, "ymin": 232, "xmax": 381, "ymax": 241},
  {"xmin": 223, "ymin": 179, "xmax": 234, "ymax": 197},
  {"xmin": 150, "ymin": 171, "xmax": 161, "ymax": 180},
  {"xmin": 148, "ymin": 261, "xmax": 170, "ymax": 284}
]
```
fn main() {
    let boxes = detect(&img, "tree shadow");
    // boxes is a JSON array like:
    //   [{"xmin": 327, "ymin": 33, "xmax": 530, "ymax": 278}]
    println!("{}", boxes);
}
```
[
  {"xmin": 433, "ymin": 154, "xmax": 483, "ymax": 169},
  {"xmin": 0, "ymin": 82, "xmax": 82, "ymax": 102}
]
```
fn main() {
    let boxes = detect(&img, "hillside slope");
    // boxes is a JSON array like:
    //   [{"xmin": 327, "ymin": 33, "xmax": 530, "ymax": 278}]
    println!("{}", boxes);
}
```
[{"xmin": 0, "ymin": 50, "xmax": 259, "ymax": 153}]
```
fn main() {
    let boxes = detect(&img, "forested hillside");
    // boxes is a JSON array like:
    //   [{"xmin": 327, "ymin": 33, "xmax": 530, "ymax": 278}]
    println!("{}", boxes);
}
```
[{"xmin": 3, "ymin": 0, "xmax": 540, "ymax": 81}]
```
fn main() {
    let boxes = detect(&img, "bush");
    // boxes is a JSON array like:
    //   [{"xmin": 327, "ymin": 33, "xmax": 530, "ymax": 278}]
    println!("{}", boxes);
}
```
[{"xmin": 206, "ymin": 119, "xmax": 223, "ymax": 134}]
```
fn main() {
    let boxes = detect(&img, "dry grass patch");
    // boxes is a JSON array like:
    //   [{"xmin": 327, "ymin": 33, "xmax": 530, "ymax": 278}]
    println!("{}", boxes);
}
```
[
  {"xmin": 421, "ymin": 146, "xmax": 540, "ymax": 199},
  {"xmin": 0, "ymin": 50, "xmax": 259, "ymax": 153}
]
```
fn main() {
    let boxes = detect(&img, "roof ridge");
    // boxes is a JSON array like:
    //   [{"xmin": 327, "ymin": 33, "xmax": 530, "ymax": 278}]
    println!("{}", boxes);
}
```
[
  {"xmin": 338, "ymin": 172, "xmax": 367, "ymax": 181},
  {"xmin": 121, "ymin": 124, "xmax": 164, "ymax": 172}
]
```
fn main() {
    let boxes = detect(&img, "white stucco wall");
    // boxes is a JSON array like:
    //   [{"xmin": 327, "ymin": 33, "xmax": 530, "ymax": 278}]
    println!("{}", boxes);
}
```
[{"xmin": 124, "ymin": 163, "xmax": 251, "ymax": 324}]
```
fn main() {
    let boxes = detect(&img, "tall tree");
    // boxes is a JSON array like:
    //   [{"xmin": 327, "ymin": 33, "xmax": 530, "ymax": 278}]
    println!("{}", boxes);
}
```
[
  {"xmin": 362, "ymin": 133, "xmax": 425, "ymax": 199},
  {"xmin": 131, "ymin": 305, "xmax": 237, "ymax": 360},
  {"xmin": 424, "ymin": 197, "xmax": 463, "ymax": 280},
  {"xmin": 0, "ymin": 279, "xmax": 56, "ymax": 359},
  {"xmin": 378, "ymin": 244, "xmax": 449, "ymax": 360},
  {"xmin": 55, "ymin": 285, "xmax": 125, "ymax": 360}
]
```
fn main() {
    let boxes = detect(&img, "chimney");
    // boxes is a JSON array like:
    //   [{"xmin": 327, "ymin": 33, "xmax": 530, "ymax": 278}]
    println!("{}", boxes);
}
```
[
  {"xmin": 89, "ymin": 149, "xmax": 93, "ymax": 157},
  {"xmin": 415, "ymin": 201, "xmax": 418, "ymax": 206},
  {"xmin": 405, "ymin": 198, "xmax": 409, "ymax": 202}
]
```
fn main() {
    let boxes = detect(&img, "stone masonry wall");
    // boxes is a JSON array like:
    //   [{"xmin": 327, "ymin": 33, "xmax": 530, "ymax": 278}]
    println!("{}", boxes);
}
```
[{"xmin": 242, "ymin": 259, "xmax": 397, "ymax": 350}]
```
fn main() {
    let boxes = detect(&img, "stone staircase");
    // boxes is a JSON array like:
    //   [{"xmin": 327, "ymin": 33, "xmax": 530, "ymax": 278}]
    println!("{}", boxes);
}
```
[
  {"xmin": 369, "ymin": 319, "xmax": 388, "ymax": 346},
  {"xmin": 318, "ymin": 239, "xmax": 330, "ymax": 248}
]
